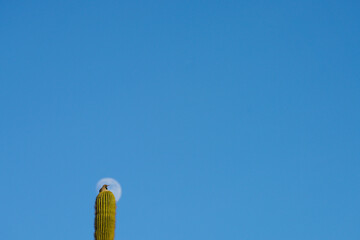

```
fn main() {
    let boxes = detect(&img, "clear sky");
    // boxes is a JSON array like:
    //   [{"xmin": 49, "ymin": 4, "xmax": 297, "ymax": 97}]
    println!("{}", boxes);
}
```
[{"xmin": 1, "ymin": 1, "xmax": 359, "ymax": 239}]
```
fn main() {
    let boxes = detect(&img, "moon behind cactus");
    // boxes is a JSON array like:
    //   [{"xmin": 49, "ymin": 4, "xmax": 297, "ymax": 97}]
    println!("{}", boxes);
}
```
[{"xmin": 96, "ymin": 178, "xmax": 122, "ymax": 202}]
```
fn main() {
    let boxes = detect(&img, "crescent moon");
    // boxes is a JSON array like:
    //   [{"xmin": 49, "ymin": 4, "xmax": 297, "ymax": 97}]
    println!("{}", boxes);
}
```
[{"xmin": 96, "ymin": 178, "xmax": 122, "ymax": 202}]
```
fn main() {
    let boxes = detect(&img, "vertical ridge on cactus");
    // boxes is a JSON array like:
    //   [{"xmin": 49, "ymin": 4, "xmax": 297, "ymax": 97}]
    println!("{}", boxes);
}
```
[{"xmin": 94, "ymin": 190, "xmax": 116, "ymax": 240}]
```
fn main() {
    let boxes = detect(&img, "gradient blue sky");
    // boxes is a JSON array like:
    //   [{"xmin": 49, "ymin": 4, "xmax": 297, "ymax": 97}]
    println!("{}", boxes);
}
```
[{"xmin": 1, "ymin": 1, "xmax": 360, "ymax": 239}]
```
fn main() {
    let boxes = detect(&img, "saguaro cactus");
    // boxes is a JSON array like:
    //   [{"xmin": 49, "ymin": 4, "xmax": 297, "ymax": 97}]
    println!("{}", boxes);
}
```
[{"xmin": 94, "ymin": 190, "xmax": 116, "ymax": 240}]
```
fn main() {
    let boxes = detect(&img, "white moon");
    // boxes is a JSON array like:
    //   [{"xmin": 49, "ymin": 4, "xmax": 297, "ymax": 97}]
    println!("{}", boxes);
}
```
[{"xmin": 96, "ymin": 178, "xmax": 122, "ymax": 202}]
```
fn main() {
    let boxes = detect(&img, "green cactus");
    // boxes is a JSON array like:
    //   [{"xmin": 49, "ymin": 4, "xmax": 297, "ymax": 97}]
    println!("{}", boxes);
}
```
[{"xmin": 94, "ymin": 190, "xmax": 116, "ymax": 240}]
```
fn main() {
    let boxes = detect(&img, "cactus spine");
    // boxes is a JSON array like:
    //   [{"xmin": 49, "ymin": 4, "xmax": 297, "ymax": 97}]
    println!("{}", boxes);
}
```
[{"xmin": 94, "ymin": 190, "xmax": 116, "ymax": 240}]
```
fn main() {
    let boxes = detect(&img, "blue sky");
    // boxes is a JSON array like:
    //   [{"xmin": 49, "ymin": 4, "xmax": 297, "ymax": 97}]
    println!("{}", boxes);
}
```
[{"xmin": 1, "ymin": 1, "xmax": 359, "ymax": 239}]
